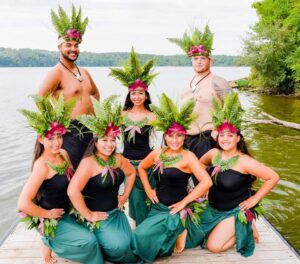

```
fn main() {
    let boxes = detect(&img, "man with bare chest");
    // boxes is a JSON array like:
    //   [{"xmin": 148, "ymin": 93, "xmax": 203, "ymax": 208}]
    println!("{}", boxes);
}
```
[
  {"xmin": 169, "ymin": 25, "xmax": 232, "ymax": 183},
  {"xmin": 39, "ymin": 5, "xmax": 100, "ymax": 169}
]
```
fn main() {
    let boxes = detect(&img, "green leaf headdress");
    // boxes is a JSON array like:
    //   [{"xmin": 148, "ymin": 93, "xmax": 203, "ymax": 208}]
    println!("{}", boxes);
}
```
[
  {"xmin": 211, "ymin": 92, "xmax": 244, "ymax": 133},
  {"xmin": 19, "ymin": 94, "xmax": 76, "ymax": 138},
  {"xmin": 109, "ymin": 47, "xmax": 159, "ymax": 91},
  {"xmin": 168, "ymin": 25, "xmax": 214, "ymax": 57},
  {"xmin": 77, "ymin": 96, "xmax": 123, "ymax": 138},
  {"xmin": 150, "ymin": 93, "xmax": 197, "ymax": 135},
  {"xmin": 51, "ymin": 4, "xmax": 88, "ymax": 44}
]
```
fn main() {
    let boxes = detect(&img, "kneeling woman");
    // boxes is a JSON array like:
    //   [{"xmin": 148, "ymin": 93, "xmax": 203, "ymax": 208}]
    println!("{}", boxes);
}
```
[
  {"xmin": 199, "ymin": 93, "xmax": 279, "ymax": 256},
  {"xmin": 18, "ymin": 94, "xmax": 102, "ymax": 264},
  {"xmin": 68, "ymin": 96, "xmax": 139, "ymax": 264},
  {"xmin": 131, "ymin": 93, "xmax": 212, "ymax": 263}
]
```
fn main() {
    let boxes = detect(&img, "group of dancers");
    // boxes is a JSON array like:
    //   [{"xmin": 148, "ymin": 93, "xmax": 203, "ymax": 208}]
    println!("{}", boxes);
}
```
[{"xmin": 17, "ymin": 4, "xmax": 279, "ymax": 264}]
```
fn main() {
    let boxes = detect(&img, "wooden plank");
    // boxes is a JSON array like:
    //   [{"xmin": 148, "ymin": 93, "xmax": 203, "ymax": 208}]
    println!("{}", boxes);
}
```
[{"xmin": 0, "ymin": 218, "xmax": 298, "ymax": 264}]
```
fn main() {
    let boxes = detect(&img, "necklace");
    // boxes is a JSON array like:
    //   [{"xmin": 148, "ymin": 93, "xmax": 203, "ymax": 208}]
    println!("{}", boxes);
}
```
[
  {"xmin": 211, "ymin": 151, "xmax": 240, "ymax": 184},
  {"xmin": 59, "ymin": 60, "xmax": 83, "ymax": 82},
  {"xmin": 190, "ymin": 72, "xmax": 210, "ymax": 93},
  {"xmin": 46, "ymin": 157, "xmax": 74, "ymax": 181},
  {"xmin": 94, "ymin": 154, "xmax": 117, "ymax": 184}
]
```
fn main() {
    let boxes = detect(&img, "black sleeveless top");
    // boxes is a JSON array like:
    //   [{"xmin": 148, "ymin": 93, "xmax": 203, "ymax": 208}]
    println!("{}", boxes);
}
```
[
  {"xmin": 153, "ymin": 167, "xmax": 191, "ymax": 206},
  {"xmin": 39, "ymin": 173, "xmax": 70, "ymax": 212},
  {"xmin": 207, "ymin": 166, "xmax": 253, "ymax": 211},
  {"xmin": 82, "ymin": 168, "xmax": 125, "ymax": 212},
  {"xmin": 123, "ymin": 125, "xmax": 152, "ymax": 160}
]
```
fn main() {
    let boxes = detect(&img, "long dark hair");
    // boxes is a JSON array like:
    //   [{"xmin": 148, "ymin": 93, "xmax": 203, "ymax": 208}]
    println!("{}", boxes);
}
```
[
  {"xmin": 32, "ymin": 137, "xmax": 44, "ymax": 170},
  {"xmin": 83, "ymin": 137, "xmax": 117, "ymax": 159},
  {"xmin": 123, "ymin": 91, "xmax": 152, "ymax": 111}
]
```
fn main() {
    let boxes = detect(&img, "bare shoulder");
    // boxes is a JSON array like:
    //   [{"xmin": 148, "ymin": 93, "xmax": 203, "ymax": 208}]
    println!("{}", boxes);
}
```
[
  {"xmin": 184, "ymin": 150, "xmax": 197, "ymax": 160},
  {"xmin": 239, "ymin": 154, "xmax": 257, "ymax": 166},
  {"xmin": 147, "ymin": 111, "xmax": 156, "ymax": 122},
  {"xmin": 32, "ymin": 158, "xmax": 49, "ymax": 178},
  {"xmin": 122, "ymin": 110, "xmax": 128, "ymax": 117}
]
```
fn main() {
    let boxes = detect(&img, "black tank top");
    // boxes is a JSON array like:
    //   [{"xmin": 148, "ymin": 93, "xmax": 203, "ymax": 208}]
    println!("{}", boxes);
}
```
[
  {"xmin": 39, "ymin": 173, "xmax": 70, "ymax": 212},
  {"xmin": 153, "ymin": 167, "xmax": 191, "ymax": 206},
  {"xmin": 123, "ymin": 125, "xmax": 152, "ymax": 160},
  {"xmin": 82, "ymin": 168, "xmax": 125, "ymax": 212},
  {"xmin": 207, "ymin": 166, "xmax": 253, "ymax": 211}
]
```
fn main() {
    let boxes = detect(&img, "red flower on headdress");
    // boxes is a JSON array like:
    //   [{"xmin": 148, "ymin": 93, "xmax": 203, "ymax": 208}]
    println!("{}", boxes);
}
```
[
  {"xmin": 128, "ymin": 79, "xmax": 148, "ymax": 91},
  {"xmin": 45, "ymin": 122, "xmax": 67, "ymax": 139},
  {"xmin": 217, "ymin": 120, "xmax": 238, "ymax": 133},
  {"xmin": 65, "ymin": 29, "xmax": 82, "ymax": 41},
  {"xmin": 166, "ymin": 122, "xmax": 187, "ymax": 136},
  {"xmin": 104, "ymin": 122, "xmax": 121, "ymax": 137},
  {"xmin": 188, "ymin": 45, "xmax": 209, "ymax": 56}
]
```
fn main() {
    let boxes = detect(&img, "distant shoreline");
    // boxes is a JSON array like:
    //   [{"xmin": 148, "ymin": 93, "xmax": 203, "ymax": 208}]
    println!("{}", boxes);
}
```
[{"xmin": 0, "ymin": 47, "xmax": 245, "ymax": 67}]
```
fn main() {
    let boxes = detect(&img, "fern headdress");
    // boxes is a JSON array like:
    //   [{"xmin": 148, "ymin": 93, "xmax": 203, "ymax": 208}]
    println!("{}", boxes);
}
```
[
  {"xmin": 109, "ymin": 47, "xmax": 158, "ymax": 91},
  {"xmin": 51, "ymin": 4, "xmax": 88, "ymax": 44},
  {"xmin": 211, "ymin": 92, "xmax": 243, "ymax": 133},
  {"xmin": 19, "ymin": 94, "xmax": 76, "ymax": 138},
  {"xmin": 77, "ymin": 96, "xmax": 123, "ymax": 138},
  {"xmin": 150, "ymin": 93, "xmax": 197, "ymax": 136},
  {"xmin": 168, "ymin": 25, "xmax": 213, "ymax": 57}
]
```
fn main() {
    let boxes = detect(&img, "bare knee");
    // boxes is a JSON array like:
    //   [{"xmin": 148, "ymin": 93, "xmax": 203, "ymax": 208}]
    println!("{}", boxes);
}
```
[{"xmin": 206, "ymin": 241, "xmax": 223, "ymax": 253}]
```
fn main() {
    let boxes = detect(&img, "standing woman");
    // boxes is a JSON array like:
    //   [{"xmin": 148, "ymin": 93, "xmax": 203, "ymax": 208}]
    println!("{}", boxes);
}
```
[
  {"xmin": 68, "ymin": 96, "xmax": 139, "ymax": 264},
  {"xmin": 199, "ymin": 93, "xmax": 279, "ymax": 256},
  {"xmin": 109, "ymin": 47, "xmax": 158, "ymax": 226},
  {"xmin": 131, "ymin": 93, "xmax": 212, "ymax": 263},
  {"xmin": 18, "ymin": 94, "xmax": 102, "ymax": 264}
]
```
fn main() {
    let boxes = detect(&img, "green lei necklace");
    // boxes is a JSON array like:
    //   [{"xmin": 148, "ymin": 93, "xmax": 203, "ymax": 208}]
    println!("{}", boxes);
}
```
[
  {"xmin": 123, "ymin": 116, "xmax": 149, "ymax": 128},
  {"xmin": 94, "ymin": 154, "xmax": 117, "ymax": 184},
  {"xmin": 153, "ymin": 150, "xmax": 183, "ymax": 181},
  {"xmin": 123, "ymin": 116, "xmax": 150, "ymax": 144},
  {"xmin": 211, "ymin": 152, "xmax": 240, "ymax": 184},
  {"xmin": 47, "ymin": 160, "xmax": 69, "ymax": 175}
]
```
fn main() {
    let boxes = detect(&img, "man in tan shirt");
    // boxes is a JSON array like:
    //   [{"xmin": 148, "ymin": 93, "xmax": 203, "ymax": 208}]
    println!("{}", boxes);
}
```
[
  {"xmin": 39, "ymin": 5, "xmax": 100, "ymax": 169},
  {"xmin": 169, "ymin": 25, "xmax": 231, "ymax": 183}
]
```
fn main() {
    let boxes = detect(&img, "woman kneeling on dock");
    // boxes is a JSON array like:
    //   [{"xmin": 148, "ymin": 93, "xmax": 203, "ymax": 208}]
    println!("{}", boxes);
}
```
[
  {"xmin": 68, "ymin": 96, "xmax": 140, "ymax": 264},
  {"xmin": 199, "ymin": 93, "xmax": 280, "ymax": 256},
  {"xmin": 18, "ymin": 94, "xmax": 102, "ymax": 264},
  {"xmin": 131, "ymin": 93, "xmax": 212, "ymax": 263}
]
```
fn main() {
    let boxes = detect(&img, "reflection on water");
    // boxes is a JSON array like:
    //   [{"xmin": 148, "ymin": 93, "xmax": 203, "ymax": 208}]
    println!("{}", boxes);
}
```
[{"xmin": 0, "ymin": 67, "xmax": 299, "ymax": 253}]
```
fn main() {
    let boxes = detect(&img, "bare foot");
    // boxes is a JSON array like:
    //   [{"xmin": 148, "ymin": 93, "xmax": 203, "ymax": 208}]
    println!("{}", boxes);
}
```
[
  {"xmin": 252, "ymin": 222, "xmax": 259, "ymax": 243},
  {"xmin": 41, "ymin": 242, "xmax": 57, "ymax": 264},
  {"xmin": 174, "ymin": 229, "xmax": 188, "ymax": 254}
]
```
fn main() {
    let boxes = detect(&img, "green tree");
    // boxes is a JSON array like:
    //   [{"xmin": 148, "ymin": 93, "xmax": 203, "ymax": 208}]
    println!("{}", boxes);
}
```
[{"xmin": 242, "ymin": 0, "xmax": 300, "ymax": 94}]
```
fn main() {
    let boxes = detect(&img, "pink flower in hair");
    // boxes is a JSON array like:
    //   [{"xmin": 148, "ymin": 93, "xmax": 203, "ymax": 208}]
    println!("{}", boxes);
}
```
[
  {"xmin": 217, "ymin": 120, "xmax": 238, "ymax": 133},
  {"xmin": 166, "ymin": 122, "xmax": 187, "ymax": 136},
  {"xmin": 65, "ymin": 29, "xmax": 82, "ymax": 41},
  {"xmin": 45, "ymin": 122, "xmax": 67, "ymax": 139},
  {"xmin": 104, "ymin": 122, "xmax": 121, "ymax": 137},
  {"xmin": 128, "ymin": 79, "xmax": 148, "ymax": 91}
]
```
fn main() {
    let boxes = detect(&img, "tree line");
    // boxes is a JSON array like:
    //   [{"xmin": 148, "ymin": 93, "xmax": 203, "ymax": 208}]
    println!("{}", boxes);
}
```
[{"xmin": 0, "ymin": 47, "xmax": 242, "ymax": 67}]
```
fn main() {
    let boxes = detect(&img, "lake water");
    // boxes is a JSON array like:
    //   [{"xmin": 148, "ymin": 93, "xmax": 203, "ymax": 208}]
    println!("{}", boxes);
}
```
[{"xmin": 0, "ymin": 66, "xmax": 299, "ymax": 252}]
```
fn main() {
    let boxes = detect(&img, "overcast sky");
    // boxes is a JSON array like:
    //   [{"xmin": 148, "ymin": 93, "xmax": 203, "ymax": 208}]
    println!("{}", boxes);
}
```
[{"xmin": 0, "ymin": 0, "xmax": 257, "ymax": 55}]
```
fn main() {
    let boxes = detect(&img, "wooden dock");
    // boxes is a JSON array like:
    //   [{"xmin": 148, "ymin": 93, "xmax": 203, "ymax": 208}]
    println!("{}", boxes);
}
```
[{"xmin": 0, "ymin": 217, "xmax": 299, "ymax": 264}]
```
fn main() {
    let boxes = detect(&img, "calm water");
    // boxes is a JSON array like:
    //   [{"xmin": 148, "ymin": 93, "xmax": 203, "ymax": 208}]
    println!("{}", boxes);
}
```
[{"xmin": 0, "ymin": 67, "xmax": 299, "ymax": 252}]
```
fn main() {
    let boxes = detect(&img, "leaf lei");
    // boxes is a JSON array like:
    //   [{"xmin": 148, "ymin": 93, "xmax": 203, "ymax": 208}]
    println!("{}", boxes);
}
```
[
  {"xmin": 19, "ymin": 213, "xmax": 58, "ymax": 238},
  {"xmin": 94, "ymin": 154, "xmax": 117, "ymax": 184},
  {"xmin": 237, "ymin": 201, "xmax": 266, "ymax": 225},
  {"xmin": 123, "ymin": 116, "xmax": 149, "ymax": 144},
  {"xmin": 153, "ymin": 151, "xmax": 183, "ymax": 181},
  {"xmin": 69, "ymin": 207, "xmax": 101, "ymax": 231},
  {"xmin": 47, "ymin": 160, "xmax": 69, "ymax": 175},
  {"xmin": 180, "ymin": 199, "xmax": 208, "ymax": 228},
  {"xmin": 211, "ymin": 152, "xmax": 240, "ymax": 185}
]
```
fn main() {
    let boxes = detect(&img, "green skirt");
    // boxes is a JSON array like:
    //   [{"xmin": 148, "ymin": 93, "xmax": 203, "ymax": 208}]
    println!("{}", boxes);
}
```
[
  {"xmin": 93, "ymin": 208, "xmax": 141, "ymax": 263},
  {"xmin": 129, "ymin": 160, "xmax": 156, "ymax": 225},
  {"xmin": 131, "ymin": 202, "xmax": 202, "ymax": 263},
  {"xmin": 200, "ymin": 205, "xmax": 255, "ymax": 257},
  {"xmin": 43, "ymin": 214, "xmax": 103, "ymax": 264}
]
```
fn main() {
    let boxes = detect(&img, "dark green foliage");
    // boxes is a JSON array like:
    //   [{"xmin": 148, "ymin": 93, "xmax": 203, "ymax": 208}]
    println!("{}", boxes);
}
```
[{"xmin": 0, "ymin": 47, "xmax": 242, "ymax": 67}]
